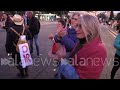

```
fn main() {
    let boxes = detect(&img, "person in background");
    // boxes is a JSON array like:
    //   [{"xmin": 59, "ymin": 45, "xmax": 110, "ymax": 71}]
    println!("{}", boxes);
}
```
[
  {"xmin": 111, "ymin": 20, "xmax": 120, "ymax": 79},
  {"xmin": 53, "ymin": 12, "xmax": 81, "ymax": 53},
  {"xmin": 1, "ymin": 13, "xmax": 14, "ymax": 56},
  {"xmin": 25, "ymin": 11, "xmax": 41, "ymax": 57},
  {"xmin": 48, "ymin": 18, "xmax": 66, "ymax": 65},
  {"xmin": 23, "ymin": 11, "xmax": 28, "ymax": 25}
]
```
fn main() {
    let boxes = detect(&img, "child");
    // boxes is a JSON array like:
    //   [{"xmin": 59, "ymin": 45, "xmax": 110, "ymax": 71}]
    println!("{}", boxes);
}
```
[{"xmin": 48, "ymin": 18, "xmax": 67, "ymax": 60}]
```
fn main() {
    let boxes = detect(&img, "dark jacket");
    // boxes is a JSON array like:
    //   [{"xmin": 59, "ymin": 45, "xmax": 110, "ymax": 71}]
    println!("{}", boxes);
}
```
[
  {"xmin": 3, "ymin": 15, "xmax": 14, "ymax": 32},
  {"xmin": 54, "ymin": 27, "xmax": 78, "ymax": 52},
  {"xmin": 5, "ymin": 24, "xmax": 32, "ymax": 54},
  {"xmin": 27, "ymin": 16, "xmax": 40, "ymax": 36}
]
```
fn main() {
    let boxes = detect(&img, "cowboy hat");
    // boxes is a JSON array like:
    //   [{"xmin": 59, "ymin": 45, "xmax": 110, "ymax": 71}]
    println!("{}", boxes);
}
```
[{"xmin": 11, "ymin": 14, "xmax": 23, "ymax": 25}]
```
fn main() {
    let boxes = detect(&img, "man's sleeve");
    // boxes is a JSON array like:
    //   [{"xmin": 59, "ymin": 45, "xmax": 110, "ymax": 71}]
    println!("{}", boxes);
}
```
[{"xmin": 28, "ymin": 18, "xmax": 39, "ymax": 31}]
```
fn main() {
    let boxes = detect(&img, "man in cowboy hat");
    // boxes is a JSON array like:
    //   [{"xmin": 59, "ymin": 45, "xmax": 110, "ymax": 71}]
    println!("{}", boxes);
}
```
[{"xmin": 5, "ymin": 14, "xmax": 32, "ymax": 78}]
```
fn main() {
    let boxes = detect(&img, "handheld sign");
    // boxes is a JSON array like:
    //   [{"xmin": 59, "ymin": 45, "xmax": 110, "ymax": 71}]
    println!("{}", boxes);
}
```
[{"xmin": 19, "ymin": 43, "xmax": 33, "ymax": 68}]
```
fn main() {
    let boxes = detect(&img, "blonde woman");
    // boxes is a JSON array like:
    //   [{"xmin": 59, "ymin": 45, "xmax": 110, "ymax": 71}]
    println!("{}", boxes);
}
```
[{"xmin": 70, "ymin": 13, "xmax": 107, "ymax": 79}]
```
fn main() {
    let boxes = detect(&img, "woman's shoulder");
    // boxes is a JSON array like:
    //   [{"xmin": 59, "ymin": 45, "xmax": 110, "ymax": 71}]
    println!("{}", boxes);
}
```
[
  {"xmin": 77, "ymin": 38, "xmax": 107, "ymax": 58},
  {"xmin": 90, "ymin": 41, "xmax": 107, "ymax": 59}
]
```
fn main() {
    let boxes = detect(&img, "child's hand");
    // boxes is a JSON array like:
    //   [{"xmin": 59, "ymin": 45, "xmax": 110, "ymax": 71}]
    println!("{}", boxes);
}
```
[
  {"xmin": 57, "ymin": 30, "xmax": 67, "ymax": 37},
  {"xmin": 48, "ymin": 33, "xmax": 54, "ymax": 40},
  {"xmin": 57, "ymin": 27, "xmax": 67, "ymax": 37}
]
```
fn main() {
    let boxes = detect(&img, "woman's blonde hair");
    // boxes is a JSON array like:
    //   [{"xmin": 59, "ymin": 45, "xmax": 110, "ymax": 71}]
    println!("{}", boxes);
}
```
[
  {"xmin": 79, "ymin": 13, "xmax": 100, "ymax": 42},
  {"xmin": 71, "ymin": 12, "xmax": 87, "ymax": 19}
]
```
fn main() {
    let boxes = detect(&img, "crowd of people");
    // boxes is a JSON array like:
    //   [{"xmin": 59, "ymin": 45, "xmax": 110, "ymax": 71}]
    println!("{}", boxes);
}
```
[
  {"xmin": 97, "ymin": 12, "xmax": 120, "ymax": 32},
  {"xmin": 0, "ymin": 11, "xmax": 120, "ymax": 79}
]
